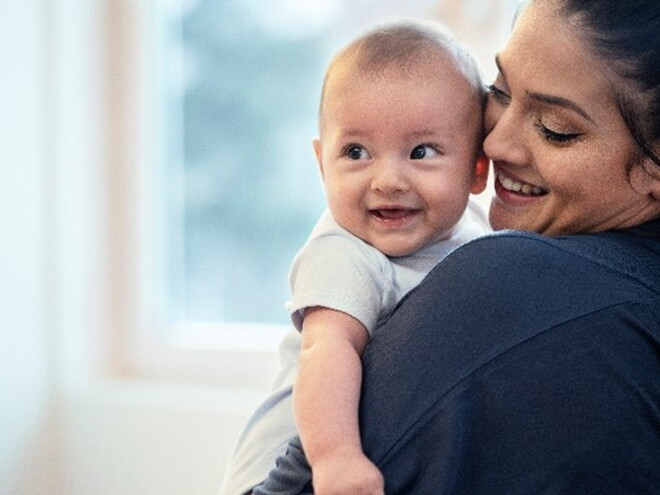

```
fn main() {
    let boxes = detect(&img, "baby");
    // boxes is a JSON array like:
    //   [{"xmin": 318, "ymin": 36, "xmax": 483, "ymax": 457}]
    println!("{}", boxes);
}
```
[{"xmin": 221, "ymin": 19, "xmax": 490, "ymax": 495}]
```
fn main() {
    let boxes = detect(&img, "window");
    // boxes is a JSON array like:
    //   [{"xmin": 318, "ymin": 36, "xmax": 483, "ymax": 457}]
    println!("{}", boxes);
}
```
[{"xmin": 113, "ymin": 0, "xmax": 520, "ymax": 383}]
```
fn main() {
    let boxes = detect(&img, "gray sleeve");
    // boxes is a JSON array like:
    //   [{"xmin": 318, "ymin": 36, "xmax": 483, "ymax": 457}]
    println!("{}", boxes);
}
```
[{"xmin": 286, "ymin": 234, "xmax": 396, "ymax": 336}]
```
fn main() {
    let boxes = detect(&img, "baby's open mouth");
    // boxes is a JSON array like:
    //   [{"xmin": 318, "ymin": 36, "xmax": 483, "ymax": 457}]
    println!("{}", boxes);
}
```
[{"xmin": 370, "ymin": 208, "xmax": 418, "ymax": 220}]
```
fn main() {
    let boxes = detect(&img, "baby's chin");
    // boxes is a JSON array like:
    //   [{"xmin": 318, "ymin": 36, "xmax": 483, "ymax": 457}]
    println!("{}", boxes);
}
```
[{"xmin": 370, "ymin": 239, "xmax": 424, "ymax": 258}]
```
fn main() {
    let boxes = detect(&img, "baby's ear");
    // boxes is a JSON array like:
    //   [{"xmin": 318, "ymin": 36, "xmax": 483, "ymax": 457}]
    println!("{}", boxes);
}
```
[
  {"xmin": 470, "ymin": 154, "xmax": 490, "ymax": 194},
  {"xmin": 630, "ymin": 153, "xmax": 660, "ymax": 201},
  {"xmin": 312, "ymin": 137, "xmax": 323, "ymax": 176}
]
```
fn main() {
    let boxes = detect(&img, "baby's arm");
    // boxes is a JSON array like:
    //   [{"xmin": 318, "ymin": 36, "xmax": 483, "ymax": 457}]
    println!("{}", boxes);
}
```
[{"xmin": 294, "ymin": 306, "xmax": 384, "ymax": 495}]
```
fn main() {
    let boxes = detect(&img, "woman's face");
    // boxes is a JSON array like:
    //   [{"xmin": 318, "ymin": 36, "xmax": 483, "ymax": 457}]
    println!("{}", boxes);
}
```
[{"xmin": 484, "ymin": 0, "xmax": 660, "ymax": 235}]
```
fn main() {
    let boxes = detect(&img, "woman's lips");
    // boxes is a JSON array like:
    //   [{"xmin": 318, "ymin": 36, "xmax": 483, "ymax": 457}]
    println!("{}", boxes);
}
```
[
  {"xmin": 493, "ymin": 168, "xmax": 549, "ymax": 207},
  {"xmin": 496, "ymin": 170, "xmax": 547, "ymax": 196}
]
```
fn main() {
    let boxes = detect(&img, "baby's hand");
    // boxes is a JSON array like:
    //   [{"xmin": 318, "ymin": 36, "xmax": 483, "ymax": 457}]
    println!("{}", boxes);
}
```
[{"xmin": 311, "ymin": 452, "xmax": 384, "ymax": 495}]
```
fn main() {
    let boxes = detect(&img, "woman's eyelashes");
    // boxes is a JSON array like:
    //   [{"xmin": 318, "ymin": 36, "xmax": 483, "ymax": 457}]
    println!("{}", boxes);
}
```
[
  {"xmin": 534, "ymin": 121, "xmax": 583, "ymax": 144},
  {"xmin": 488, "ymin": 80, "xmax": 584, "ymax": 145},
  {"xmin": 487, "ymin": 83, "xmax": 510, "ymax": 105}
]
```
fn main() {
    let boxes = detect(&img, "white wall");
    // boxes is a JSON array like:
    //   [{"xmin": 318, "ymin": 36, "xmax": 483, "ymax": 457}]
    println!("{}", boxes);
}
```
[
  {"xmin": 0, "ymin": 2, "xmax": 276, "ymax": 494},
  {"xmin": 0, "ymin": 0, "xmax": 52, "ymax": 491},
  {"xmin": 41, "ymin": 383, "xmax": 271, "ymax": 495}
]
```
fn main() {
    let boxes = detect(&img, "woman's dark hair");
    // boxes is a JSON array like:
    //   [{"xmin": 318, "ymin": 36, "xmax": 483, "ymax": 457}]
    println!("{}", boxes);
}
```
[{"xmin": 557, "ymin": 0, "xmax": 660, "ymax": 168}]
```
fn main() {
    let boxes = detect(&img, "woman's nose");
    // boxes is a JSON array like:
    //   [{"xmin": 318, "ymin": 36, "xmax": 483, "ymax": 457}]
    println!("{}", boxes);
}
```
[
  {"xmin": 371, "ymin": 161, "xmax": 410, "ymax": 195},
  {"xmin": 483, "ymin": 101, "xmax": 530, "ymax": 166}
]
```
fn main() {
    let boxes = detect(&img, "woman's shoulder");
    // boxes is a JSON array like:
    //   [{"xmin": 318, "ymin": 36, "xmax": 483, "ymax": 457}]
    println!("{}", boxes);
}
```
[
  {"xmin": 409, "ymin": 226, "xmax": 659, "ymax": 320},
  {"xmin": 462, "ymin": 218, "xmax": 660, "ymax": 256},
  {"xmin": 440, "ymin": 229, "xmax": 590, "ymax": 274},
  {"xmin": 451, "ymin": 225, "xmax": 660, "ymax": 291}
]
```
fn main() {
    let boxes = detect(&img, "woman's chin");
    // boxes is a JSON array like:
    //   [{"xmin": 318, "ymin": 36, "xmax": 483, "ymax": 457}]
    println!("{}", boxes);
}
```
[{"xmin": 488, "ymin": 197, "xmax": 532, "ymax": 232}]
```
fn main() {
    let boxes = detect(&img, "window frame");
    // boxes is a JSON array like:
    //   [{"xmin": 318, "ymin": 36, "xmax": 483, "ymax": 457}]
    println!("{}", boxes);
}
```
[{"xmin": 101, "ymin": 0, "xmax": 290, "ymax": 390}]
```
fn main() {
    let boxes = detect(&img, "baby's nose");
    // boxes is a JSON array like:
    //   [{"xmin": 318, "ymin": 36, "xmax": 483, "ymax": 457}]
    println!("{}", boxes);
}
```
[{"xmin": 371, "ymin": 161, "xmax": 410, "ymax": 195}]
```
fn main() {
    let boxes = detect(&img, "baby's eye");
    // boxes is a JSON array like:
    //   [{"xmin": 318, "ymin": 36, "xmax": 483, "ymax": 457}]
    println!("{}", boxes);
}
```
[
  {"xmin": 410, "ymin": 144, "xmax": 439, "ymax": 160},
  {"xmin": 344, "ymin": 144, "xmax": 370, "ymax": 160}
]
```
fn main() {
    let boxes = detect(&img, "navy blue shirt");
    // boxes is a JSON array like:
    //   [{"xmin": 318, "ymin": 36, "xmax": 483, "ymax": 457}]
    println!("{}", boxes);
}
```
[{"xmin": 255, "ymin": 221, "xmax": 660, "ymax": 494}]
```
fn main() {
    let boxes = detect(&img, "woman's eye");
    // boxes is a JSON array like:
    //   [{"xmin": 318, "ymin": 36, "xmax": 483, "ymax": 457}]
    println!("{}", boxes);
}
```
[
  {"xmin": 410, "ymin": 144, "xmax": 439, "ymax": 160},
  {"xmin": 345, "ymin": 145, "xmax": 369, "ymax": 160},
  {"xmin": 534, "ymin": 122, "xmax": 583, "ymax": 144},
  {"xmin": 487, "ymin": 83, "xmax": 510, "ymax": 105}
]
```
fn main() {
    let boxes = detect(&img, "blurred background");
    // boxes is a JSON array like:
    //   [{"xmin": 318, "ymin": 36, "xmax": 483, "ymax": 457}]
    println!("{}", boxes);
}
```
[{"xmin": 1, "ymin": 1, "xmax": 518, "ymax": 493}]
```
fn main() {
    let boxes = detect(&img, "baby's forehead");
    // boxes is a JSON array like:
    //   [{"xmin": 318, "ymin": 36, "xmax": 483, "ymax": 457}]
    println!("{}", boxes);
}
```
[
  {"xmin": 319, "ymin": 68, "xmax": 484, "ymax": 139},
  {"xmin": 324, "ymin": 55, "xmax": 480, "ymax": 108},
  {"xmin": 333, "ymin": 44, "xmax": 461, "ymax": 78}
]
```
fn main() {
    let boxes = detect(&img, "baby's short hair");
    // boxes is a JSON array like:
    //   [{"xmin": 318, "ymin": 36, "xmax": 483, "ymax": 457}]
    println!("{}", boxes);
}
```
[{"xmin": 319, "ymin": 19, "xmax": 484, "ymax": 116}]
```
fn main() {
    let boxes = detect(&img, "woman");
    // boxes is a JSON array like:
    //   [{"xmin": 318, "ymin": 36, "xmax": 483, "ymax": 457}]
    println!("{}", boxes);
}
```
[{"xmin": 255, "ymin": 0, "xmax": 660, "ymax": 493}]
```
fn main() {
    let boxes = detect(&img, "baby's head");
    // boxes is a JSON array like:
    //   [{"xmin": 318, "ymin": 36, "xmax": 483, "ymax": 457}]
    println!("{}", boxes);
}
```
[
  {"xmin": 318, "ymin": 20, "xmax": 485, "ymax": 126},
  {"xmin": 314, "ymin": 20, "xmax": 489, "ymax": 257}
]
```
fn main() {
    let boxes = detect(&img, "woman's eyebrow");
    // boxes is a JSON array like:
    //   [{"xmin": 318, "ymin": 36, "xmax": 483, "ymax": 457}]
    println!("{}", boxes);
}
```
[
  {"xmin": 495, "ymin": 54, "xmax": 594, "ymax": 123},
  {"xmin": 527, "ymin": 92, "xmax": 594, "ymax": 122}
]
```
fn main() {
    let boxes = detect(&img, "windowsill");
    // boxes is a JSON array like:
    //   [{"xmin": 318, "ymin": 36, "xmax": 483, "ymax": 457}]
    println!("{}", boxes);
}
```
[
  {"xmin": 124, "ymin": 322, "xmax": 291, "ymax": 391},
  {"xmin": 168, "ymin": 321, "xmax": 291, "ymax": 353}
]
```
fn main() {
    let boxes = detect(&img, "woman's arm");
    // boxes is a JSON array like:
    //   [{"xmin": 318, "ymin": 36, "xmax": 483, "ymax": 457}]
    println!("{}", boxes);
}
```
[{"xmin": 294, "ymin": 306, "xmax": 384, "ymax": 495}]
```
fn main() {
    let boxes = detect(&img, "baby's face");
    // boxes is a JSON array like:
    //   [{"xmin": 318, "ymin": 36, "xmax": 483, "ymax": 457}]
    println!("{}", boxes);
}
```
[{"xmin": 315, "ymin": 66, "xmax": 486, "ymax": 257}]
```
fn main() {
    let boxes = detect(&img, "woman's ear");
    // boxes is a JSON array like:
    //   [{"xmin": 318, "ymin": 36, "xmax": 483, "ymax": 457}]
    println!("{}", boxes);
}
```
[
  {"xmin": 470, "ymin": 154, "xmax": 490, "ymax": 194},
  {"xmin": 630, "ymin": 154, "xmax": 660, "ymax": 201},
  {"xmin": 313, "ymin": 137, "xmax": 324, "ymax": 177}
]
